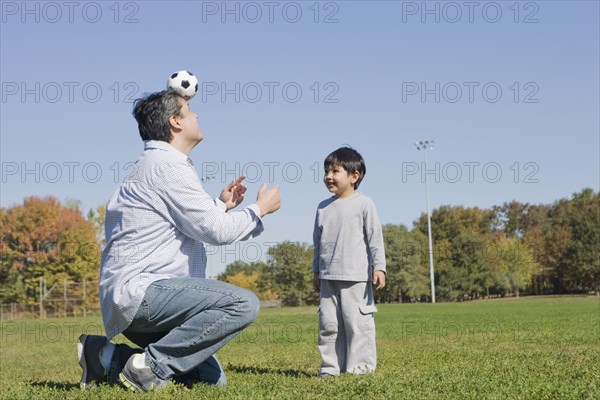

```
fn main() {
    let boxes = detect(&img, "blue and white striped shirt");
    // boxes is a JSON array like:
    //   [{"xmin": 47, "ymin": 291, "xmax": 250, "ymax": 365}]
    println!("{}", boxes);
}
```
[{"xmin": 100, "ymin": 140, "xmax": 263, "ymax": 339}]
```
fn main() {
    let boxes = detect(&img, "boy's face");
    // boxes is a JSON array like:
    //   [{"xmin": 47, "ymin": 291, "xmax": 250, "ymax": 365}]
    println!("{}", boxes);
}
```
[{"xmin": 323, "ymin": 164, "xmax": 360, "ymax": 198}]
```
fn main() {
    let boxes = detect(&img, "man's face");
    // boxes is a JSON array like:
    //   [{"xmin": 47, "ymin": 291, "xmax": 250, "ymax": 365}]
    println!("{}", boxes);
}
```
[{"xmin": 176, "ymin": 99, "xmax": 203, "ymax": 144}]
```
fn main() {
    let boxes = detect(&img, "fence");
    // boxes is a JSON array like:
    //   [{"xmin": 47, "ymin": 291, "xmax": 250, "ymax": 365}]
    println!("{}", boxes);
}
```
[
  {"xmin": 1, "ymin": 278, "xmax": 282, "ymax": 321},
  {"xmin": 0, "ymin": 303, "xmax": 41, "ymax": 321},
  {"xmin": 0, "ymin": 278, "xmax": 100, "ymax": 321}
]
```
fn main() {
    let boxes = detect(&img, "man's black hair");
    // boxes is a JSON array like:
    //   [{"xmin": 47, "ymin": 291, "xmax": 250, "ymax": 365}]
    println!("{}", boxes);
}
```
[{"xmin": 132, "ymin": 90, "xmax": 183, "ymax": 142}]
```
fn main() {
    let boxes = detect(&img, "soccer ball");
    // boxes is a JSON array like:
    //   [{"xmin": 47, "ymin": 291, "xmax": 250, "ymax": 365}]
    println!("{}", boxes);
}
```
[{"xmin": 167, "ymin": 70, "xmax": 199, "ymax": 100}]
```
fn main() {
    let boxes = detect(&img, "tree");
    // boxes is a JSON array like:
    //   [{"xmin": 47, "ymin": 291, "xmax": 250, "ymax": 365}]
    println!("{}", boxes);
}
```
[
  {"xmin": 0, "ymin": 196, "xmax": 100, "ymax": 304},
  {"xmin": 413, "ymin": 206, "xmax": 495, "ymax": 301},
  {"xmin": 87, "ymin": 203, "xmax": 107, "ymax": 245},
  {"xmin": 495, "ymin": 191, "xmax": 599, "ymax": 295},
  {"xmin": 492, "ymin": 201, "xmax": 527, "ymax": 237},
  {"xmin": 490, "ymin": 236, "xmax": 540, "ymax": 297},
  {"xmin": 218, "ymin": 260, "xmax": 262, "ymax": 281},
  {"xmin": 378, "ymin": 224, "xmax": 429, "ymax": 303},
  {"xmin": 224, "ymin": 271, "xmax": 260, "ymax": 292},
  {"xmin": 218, "ymin": 260, "xmax": 278, "ymax": 301},
  {"xmin": 415, "ymin": 205, "xmax": 495, "ymax": 244},
  {"xmin": 435, "ymin": 232, "xmax": 491, "ymax": 301},
  {"xmin": 524, "ymin": 222, "xmax": 570, "ymax": 294},
  {"xmin": 549, "ymin": 189, "xmax": 600, "ymax": 293},
  {"xmin": 263, "ymin": 241, "xmax": 317, "ymax": 306}
]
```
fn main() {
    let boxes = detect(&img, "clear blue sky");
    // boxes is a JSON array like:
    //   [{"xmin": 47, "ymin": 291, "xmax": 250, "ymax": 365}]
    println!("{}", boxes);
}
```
[{"xmin": 1, "ymin": 1, "xmax": 598, "ymax": 276}]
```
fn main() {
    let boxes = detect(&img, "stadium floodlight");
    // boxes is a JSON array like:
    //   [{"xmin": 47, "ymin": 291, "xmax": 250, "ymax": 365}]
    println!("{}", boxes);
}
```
[{"xmin": 414, "ymin": 140, "xmax": 436, "ymax": 303}]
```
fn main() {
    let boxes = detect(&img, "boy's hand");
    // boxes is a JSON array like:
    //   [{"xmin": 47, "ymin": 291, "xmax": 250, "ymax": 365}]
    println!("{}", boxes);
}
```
[
  {"xmin": 313, "ymin": 272, "xmax": 320, "ymax": 292},
  {"xmin": 373, "ymin": 270, "xmax": 386, "ymax": 289}
]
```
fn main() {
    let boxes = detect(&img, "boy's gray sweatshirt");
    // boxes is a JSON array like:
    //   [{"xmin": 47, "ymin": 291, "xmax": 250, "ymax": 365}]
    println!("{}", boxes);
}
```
[{"xmin": 312, "ymin": 193, "xmax": 386, "ymax": 282}]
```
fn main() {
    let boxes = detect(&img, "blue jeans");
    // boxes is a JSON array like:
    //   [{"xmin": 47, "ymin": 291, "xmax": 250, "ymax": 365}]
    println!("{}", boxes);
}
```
[{"xmin": 121, "ymin": 277, "xmax": 260, "ymax": 385}]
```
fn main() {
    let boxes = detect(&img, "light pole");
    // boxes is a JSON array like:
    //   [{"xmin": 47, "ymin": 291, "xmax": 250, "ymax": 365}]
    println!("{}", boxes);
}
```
[{"xmin": 414, "ymin": 140, "xmax": 436, "ymax": 303}]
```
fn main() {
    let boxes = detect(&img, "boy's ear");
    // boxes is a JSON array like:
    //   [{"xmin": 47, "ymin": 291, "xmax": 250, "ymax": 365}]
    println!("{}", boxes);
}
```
[{"xmin": 350, "ymin": 171, "xmax": 361, "ymax": 185}]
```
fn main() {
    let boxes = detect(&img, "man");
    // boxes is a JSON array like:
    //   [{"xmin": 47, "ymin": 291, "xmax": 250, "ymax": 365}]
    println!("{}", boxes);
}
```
[{"xmin": 78, "ymin": 90, "xmax": 281, "ymax": 392}]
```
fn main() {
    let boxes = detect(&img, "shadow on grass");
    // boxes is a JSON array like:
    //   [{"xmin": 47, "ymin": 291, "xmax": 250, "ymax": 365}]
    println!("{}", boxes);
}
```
[
  {"xmin": 227, "ymin": 363, "xmax": 312, "ymax": 378},
  {"xmin": 29, "ymin": 381, "xmax": 80, "ymax": 390}
]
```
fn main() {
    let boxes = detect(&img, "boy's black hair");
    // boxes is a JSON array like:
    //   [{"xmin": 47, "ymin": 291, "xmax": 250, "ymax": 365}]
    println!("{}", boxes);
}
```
[{"xmin": 324, "ymin": 146, "xmax": 366, "ymax": 189}]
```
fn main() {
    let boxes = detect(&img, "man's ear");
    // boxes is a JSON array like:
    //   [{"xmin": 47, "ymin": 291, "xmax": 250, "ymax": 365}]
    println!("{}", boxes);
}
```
[{"xmin": 169, "ymin": 115, "xmax": 181, "ymax": 132}]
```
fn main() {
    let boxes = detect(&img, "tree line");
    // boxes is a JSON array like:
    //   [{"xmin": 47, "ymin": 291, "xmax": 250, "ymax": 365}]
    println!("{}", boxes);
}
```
[
  {"xmin": 219, "ymin": 188, "xmax": 599, "ymax": 304},
  {"xmin": 1, "ymin": 188, "xmax": 598, "ymax": 306}
]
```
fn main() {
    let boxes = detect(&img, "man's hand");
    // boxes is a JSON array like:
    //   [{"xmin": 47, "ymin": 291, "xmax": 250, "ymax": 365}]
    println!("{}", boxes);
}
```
[
  {"xmin": 373, "ymin": 270, "xmax": 386, "ymax": 290},
  {"xmin": 256, "ymin": 183, "xmax": 281, "ymax": 217},
  {"xmin": 219, "ymin": 176, "xmax": 247, "ymax": 210}
]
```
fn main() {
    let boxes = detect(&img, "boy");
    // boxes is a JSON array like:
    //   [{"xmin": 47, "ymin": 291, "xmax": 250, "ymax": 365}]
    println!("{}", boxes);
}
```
[{"xmin": 312, "ymin": 146, "xmax": 386, "ymax": 377}]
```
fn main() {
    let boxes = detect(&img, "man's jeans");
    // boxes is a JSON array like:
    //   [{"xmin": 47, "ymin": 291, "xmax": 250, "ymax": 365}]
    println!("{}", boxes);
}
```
[{"xmin": 121, "ymin": 277, "xmax": 260, "ymax": 385}]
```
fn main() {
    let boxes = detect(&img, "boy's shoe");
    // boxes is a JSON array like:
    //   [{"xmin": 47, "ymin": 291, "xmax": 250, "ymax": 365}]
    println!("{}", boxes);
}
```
[
  {"xmin": 77, "ymin": 334, "xmax": 108, "ymax": 389},
  {"xmin": 119, "ymin": 353, "xmax": 171, "ymax": 392}
]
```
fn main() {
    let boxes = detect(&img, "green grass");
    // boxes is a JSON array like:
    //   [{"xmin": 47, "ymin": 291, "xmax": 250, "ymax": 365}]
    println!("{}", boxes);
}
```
[{"xmin": 1, "ymin": 296, "xmax": 599, "ymax": 399}]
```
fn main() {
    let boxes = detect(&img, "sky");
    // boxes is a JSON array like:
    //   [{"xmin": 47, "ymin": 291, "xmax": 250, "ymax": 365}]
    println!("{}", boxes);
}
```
[{"xmin": 1, "ymin": 0, "xmax": 599, "ymax": 277}]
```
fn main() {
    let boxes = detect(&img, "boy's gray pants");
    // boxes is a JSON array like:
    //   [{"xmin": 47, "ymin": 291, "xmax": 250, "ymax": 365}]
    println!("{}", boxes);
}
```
[{"xmin": 318, "ymin": 280, "xmax": 378, "ymax": 375}]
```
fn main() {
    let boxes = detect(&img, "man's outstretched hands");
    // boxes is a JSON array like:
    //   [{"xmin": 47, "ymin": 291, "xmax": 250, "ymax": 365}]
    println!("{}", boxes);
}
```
[
  {"xmin": 219, "ymin": 175, "xmax": 281, "ymax": 218},
  {"xmin": 219, "ymin": 176, "xmax": 248, "ymax": 210},
  {"xmin": 256, "ymin": 183, "xmax": 281, "ymax": 217},
  {"xmin": 219, "ymin": 177, "xmax": 280, "ymax": 217}
]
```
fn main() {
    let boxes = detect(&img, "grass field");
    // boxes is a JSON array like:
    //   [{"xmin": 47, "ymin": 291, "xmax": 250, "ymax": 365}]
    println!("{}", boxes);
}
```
[{"xmin": 1, "ymin": 296, "xmax": 598, "ymax": 399}]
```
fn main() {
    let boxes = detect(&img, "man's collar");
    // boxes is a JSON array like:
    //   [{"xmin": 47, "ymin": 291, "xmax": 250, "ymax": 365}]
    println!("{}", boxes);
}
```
[{"xmin": 144, "ymin": 140, "xmax": 192, "ymax": 163}]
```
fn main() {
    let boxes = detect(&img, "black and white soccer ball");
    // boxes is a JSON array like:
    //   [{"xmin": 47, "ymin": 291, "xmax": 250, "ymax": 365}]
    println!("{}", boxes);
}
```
[{"xmin": 167, "ymin": 70, "xmax": 199, "ymax": 100}]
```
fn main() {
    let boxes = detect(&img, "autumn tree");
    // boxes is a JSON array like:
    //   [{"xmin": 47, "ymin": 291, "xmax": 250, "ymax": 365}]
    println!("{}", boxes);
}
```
[
  {"xmin": 498, "ymin": 190, "xmax": 599, "ymax": 294},
  {"xmin": 0, "ymin": 196, "xmax": 100, "ymax": 304},
  {"xmin": 218, "ymin": 260, "xmax": 261, "ymax": 280},
  {"xmin": 217, "ymin": 260, "xmax": 278, "ymax": 301},
  {"xmin": 548, "ymin": 189, "xmax": 600, "ymax": 293}
]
